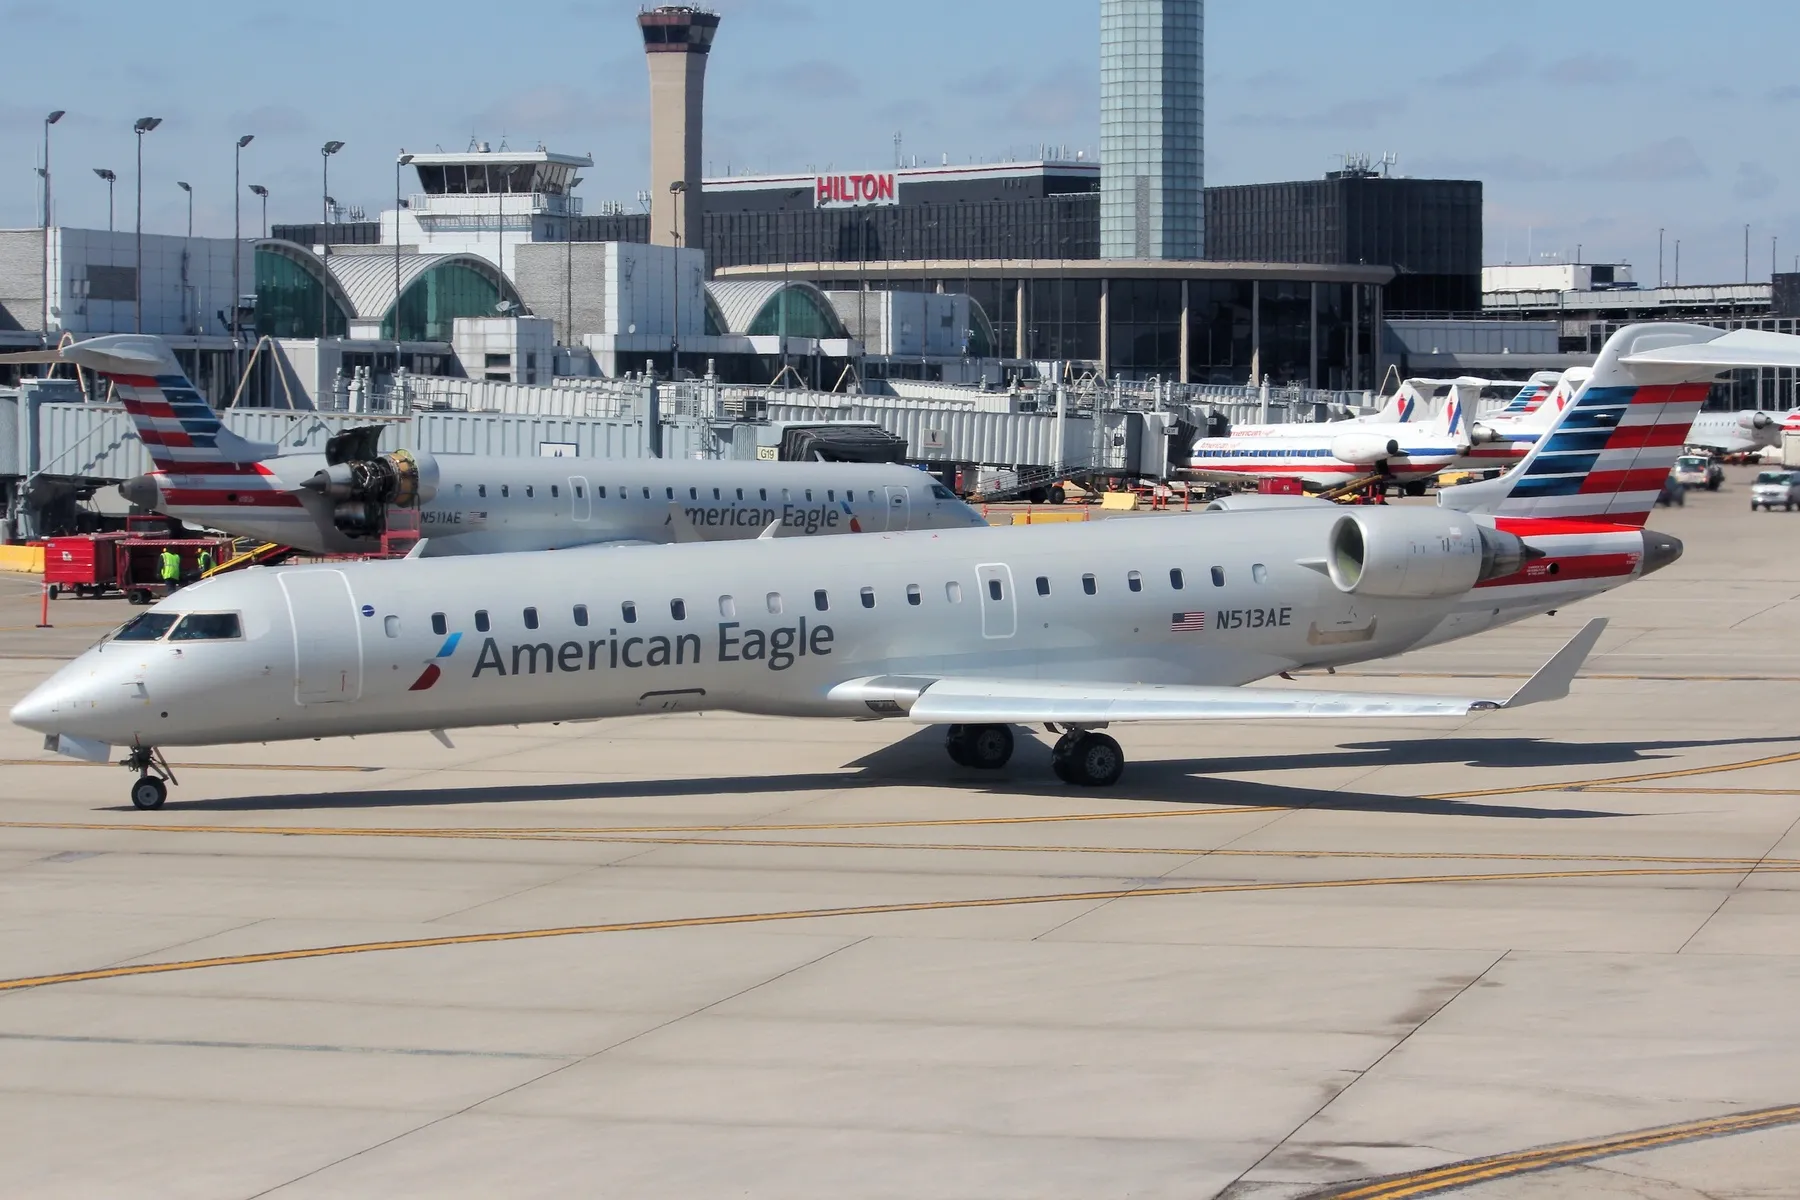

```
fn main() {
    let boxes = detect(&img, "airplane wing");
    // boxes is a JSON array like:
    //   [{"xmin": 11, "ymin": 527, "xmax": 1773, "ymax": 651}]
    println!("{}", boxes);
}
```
[
  {"xmin": 1619, "ymin": 328, "xmax": 1800, "ymax": 370},
  {"xmin": 830, "ymin": 618, "xmax": 1606, "ymax": 725}
]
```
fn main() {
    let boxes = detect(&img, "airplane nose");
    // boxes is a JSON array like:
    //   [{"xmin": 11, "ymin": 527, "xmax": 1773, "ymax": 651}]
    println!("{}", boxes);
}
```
[
  {"xmin": 9, "ymin": 684, "xmax": 58, "ymax": 734},
  {"xmin": 118, "ymin": 473, "xmax": 161, "ymax": 510},
  {"xmin": 1640, "ymin": 529, "xmax": 1683, "ymax": 577}
]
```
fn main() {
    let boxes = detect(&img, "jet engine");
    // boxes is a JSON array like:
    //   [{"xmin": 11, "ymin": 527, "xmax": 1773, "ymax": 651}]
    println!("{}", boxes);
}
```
[
  {"xmin": 1466, "ymin": 423, "xmax": 1506, "ymax": 445},
  {"xmin": 1329, "ymin": 433, "xmax": 1402, "ymax": 464},
  {"xmin": 1745, "ymin": 412, "xmax": 1775, "ymax": 431},
  {"xmin": 1326, "ymin": 510, "xmax": 1529, "ymax": 600},
  {"xmin": 301, "ymin": 427, "xmax": 439, "ymax": 540}
]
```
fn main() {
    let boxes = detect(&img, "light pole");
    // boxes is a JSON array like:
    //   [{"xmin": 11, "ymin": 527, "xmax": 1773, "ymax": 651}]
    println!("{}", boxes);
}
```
[
  {"xmin": 41, "ymin": 109, "xmax": 63, "ymax": 342},
  {"xmin": 248, "ymin": 184, "xmax": 268, "ymax": 238},
  {"xmin": 232, "ymin": 133, "xmax": 253, "ymax": 355},
  {"xmin": 668, "ymin": 179, "xmax": 685, "ymax": 381},
  {"xmin": 177, "ymin": 181, "xmax": 193, "ymax": 335},
  {"xmin": 133, "ymin": 116, "xmax": 162, "ymax": 334},
  {"xmin": 319, "ymin": 141, "xmax": 344, "ymax": 340},
  {"xmin": 565, "ymin": 175, "xmax": 583, "ymax": 349},
  {"xmin": 394, "ymin": 153, "xmax": 413, "ymax": 371},
  {"xmin": 94, "ymin": 169, "xmax": 115, "ymax": 232},
  {"xmin": 1658, "ymin": 227, "xmax": 1665, "ymax": 287}
]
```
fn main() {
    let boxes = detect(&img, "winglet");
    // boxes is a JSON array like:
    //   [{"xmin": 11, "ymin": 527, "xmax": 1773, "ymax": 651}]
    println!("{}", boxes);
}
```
[
  {"xmin": 1500, "ymin": 618, "xmax": 1608, "ymax": 709},
  {"xmin": 757, "ymin": 517, "xmax": 781, "ymax": 541},
  {"xmin": 665, "ymin": 502, "xmax": 704, "ymax": 544}
]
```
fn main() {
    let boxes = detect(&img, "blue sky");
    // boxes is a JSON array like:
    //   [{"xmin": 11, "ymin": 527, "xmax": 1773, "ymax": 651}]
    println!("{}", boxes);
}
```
[{"xmin": 4, "ymin": 0, "xmax": 1796, "ymax": 284}]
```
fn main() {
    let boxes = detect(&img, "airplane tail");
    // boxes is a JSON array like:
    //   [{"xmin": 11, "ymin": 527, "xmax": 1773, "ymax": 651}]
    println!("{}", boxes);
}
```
[
  {"xmin": 1497, "ymin": 371, "xmax": 1561, "ymax": 415},
  {"xmin": 1367, "ymin": 383, "xmax": 1421, "ymax": 424},
  {"xmin": 1440, "ymin": 323, "xmax": 1800, "ymax": 526},
  {"xmin": 62, "ymin": 335, "xmax": 275, "ymax": 471}
]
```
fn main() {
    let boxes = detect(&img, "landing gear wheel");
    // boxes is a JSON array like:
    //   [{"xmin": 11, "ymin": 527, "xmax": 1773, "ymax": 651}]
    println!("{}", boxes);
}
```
[
  {"xmin": 130, "ymin": 777, "xmax": 167, "ymax": 810},
  {"xmin": 945, "ymin": 724, "xmax": 1014, "ymax": 770},
  {"xmin": 1054, "ymin": 732, "xmax": 1125, "ymax": 788},
  {"xmin": 122, "ymin": 746, "xmax": 177, "ymax": 810}
]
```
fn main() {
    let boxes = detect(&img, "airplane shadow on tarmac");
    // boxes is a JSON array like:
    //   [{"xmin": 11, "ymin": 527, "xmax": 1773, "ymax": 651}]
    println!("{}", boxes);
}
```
[{"xmin": 143, "ymin": 728, "xmax": 1800, "ymax": 820}]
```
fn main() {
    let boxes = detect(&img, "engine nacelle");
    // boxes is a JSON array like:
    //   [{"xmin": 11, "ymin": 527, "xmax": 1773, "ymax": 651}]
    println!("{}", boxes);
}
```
[
  {"xmin": 1327, "ymin": 510, "xmax": 1528, "ymax": 600},
  {"xmin": 1747, "ymin": 412, "xmax": 1775, "ymax": 431},
  {"xmin": 1330, "ymin": 433, "xmax": 1402, "ymax": 464},
  {"xmin": 1467, "ymin": 422, "xmax": 1505, "ymax": 445},
  {"xmin": 301, "ymin": 449, "xmax": 439, "ymax": 539}
]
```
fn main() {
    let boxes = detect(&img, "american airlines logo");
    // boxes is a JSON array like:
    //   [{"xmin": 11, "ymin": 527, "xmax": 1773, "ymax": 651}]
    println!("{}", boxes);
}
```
[{"xmin": 409, "ymin": 632, "xmax": 462, "ymax": 691}]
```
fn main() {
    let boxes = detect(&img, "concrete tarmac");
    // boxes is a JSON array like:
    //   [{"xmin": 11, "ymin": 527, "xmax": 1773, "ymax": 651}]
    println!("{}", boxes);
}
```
[{"xmin": 1, "ymin": 471, "xmax": 1797, "ymax": 1198}]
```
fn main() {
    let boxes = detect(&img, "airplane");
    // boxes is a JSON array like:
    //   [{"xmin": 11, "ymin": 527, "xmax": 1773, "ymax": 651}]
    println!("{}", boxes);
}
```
[
  {"xmin": 23, "ymin": 319, "xmax": 1799, "ymax": 811},
  {"xmin": 1188, "ymin": 377, "xmax": 1493, "ymax": 492},
  {"xmin": 1684, "ymin": 407, "xmax": 1797, "ymax": 457},
  {"xmin": 1220, "ymin": 380, "xmax": 1429, "ymax": 438},
  {"xmin": 0, "ymin": 335, "xmax": 986, "ymax": 556}
]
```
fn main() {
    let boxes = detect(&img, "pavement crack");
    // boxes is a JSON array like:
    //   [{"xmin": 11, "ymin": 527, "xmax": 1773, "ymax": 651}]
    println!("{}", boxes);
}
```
[{"xmin": 1677, "ymin": 804, "xmax": 1800, "ymax": 955}]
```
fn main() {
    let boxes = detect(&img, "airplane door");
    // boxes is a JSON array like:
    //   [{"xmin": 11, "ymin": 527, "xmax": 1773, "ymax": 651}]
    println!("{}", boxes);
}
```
[
  {"xmin": 974, "ymin": 563, "xmax": 1017, "ymax": 639},
  {"xmin": 570, "ymin": 475, "xmax": 591, "ymax": 522},
  {"xmin": 884, "ymin": 485, "xmax": 912, "ymax": 531},
  {"xmin": 279, "ymin": 570, "xmax": 364, "ymax": 704}
]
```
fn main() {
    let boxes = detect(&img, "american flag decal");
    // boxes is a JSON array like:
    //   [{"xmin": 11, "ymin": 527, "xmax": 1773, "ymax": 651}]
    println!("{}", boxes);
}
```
[{"xmin": 1170, "ymin": 611, "xmax": 1208, "ymax": 632}]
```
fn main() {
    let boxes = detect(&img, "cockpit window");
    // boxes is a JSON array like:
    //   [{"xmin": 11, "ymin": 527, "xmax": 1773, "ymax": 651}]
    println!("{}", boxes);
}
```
[
  {"xmin": 115, "ymin": 612, "xmax": 179, "ymax": 641},
  {"xmin": 169, "ymin": 612, "xmax": 243, "ymax": 641},
  {"xmin": 931, "ymin": 484, "xmax": 957, "ymax": 501}
]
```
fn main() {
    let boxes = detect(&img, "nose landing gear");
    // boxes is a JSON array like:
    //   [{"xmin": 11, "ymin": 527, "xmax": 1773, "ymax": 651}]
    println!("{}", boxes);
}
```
[{"xmin": 122, "ymin": 746, "xmax": 178, "ymax": 810}]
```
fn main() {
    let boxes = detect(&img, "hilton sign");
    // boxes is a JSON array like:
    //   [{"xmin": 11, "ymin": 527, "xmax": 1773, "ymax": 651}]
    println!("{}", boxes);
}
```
[{"xmin": 814, "ymin": 172, "xmax": 898, "ymax": 209}]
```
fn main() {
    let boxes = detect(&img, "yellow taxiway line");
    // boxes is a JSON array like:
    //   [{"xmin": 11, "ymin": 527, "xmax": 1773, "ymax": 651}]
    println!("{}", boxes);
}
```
[
  {"xmin": 1421, "ymin": 750, "xmax": 1800, "ymax": 800},
  {"xmin": 3, "ymin": 863, "xmax": 1796, "ymax": 995},
  {"xmin": 0, "ymin": 760, "xmax": 377, "ymax": 773},
  {"xmin": 1312, "ymin": 1102, "xmax": 1800, "ymax": 1198}
]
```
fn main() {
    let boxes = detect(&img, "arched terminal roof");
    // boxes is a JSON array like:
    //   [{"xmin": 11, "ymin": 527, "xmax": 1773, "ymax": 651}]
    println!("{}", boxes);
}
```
[{"xmin": 704, "ymin": 279, "xmax": 849, "ymax": 339}]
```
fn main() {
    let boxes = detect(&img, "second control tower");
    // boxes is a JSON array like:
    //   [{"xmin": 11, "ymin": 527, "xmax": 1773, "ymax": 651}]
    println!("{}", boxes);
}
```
[{"xmin": 638, "ymin": 6, "xmax": 720, "ymax": 251}]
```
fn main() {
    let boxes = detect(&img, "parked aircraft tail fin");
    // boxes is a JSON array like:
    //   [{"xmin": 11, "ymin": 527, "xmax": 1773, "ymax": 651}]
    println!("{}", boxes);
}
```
[
  {"xmin": 55, "ymin": 335, "xmax": 276, "ymax": 471},
  {"xmin": 1440, "ymin": 323, "xmax": 1800, "ymax": 526}
]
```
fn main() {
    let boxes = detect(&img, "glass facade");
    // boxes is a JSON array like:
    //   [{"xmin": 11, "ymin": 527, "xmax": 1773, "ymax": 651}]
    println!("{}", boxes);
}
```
[
  {"xmin": 1099, "ymin": 0, "xmax": 1204, "ymax": 259},
  {"xmin": 382, "ymin": 262, "xmax": 504, "ymax": 342},
  {"xmin": 254, "ymin": 249, "xmax": 349, "ymax": 339},
  {"xmin": 745, "ymin": 287, "xmax": 846, "ymax": 339}
]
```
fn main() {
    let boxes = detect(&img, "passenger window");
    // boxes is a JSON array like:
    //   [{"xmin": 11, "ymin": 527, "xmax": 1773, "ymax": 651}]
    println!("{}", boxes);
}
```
[
  {"xmin": 713, "ymin": 488, "xmax": 720, "ymax": 500},
  {"xmin": 828, "ymin": 490, "xmax": 836, "ymax": 501},
  {"xmin": 860, "ymin": 586, "xmax": 875, "ymax": 609},
  {"xmin": 805, "ymin": 489, "xmax": 814, "ymax": 501},
  {"xmin": 782, "ymin": 489, "xmax": 792, "ymax": 502},
  {"xmin": 766, "ymin": 591, "xmax": 784, "ymax": 614},
  {"xmin": 383, "ymin": 615, "xmax": 400, "ymax": 639},
  {"xmin": 478, "ymin": 484, "xmax": 487, "ymax": 498},
  {"xmin": 1036, "ymin": 576, "xmax": 1050, "ymax": 596},
  {"xmin": 115, "ymin": 612, "xmax": 179, "ymax": 641},
  {"xmin": 1252, "ymin": 563, "xmax": 1269, "ymax": 584},
  {"xmin": 621, "ymin": 602, "xmax": 637, "ymax": 624},
  {"xmin": 759, "ymin": 488, "xmax": 767, "ymax": 501},
  {"xmin": 814, "ymin": 589, "xmax": 829, "ymax": 612},
  {"xmin": 643, "ymin": 487, "xmax": 651, "ymax": 499},
  {"xmin": 596, "ymin": 486, "xmax": 606, "ymax": 499},
  {"xmin": 987, "ymin": 578, "xmax": 1004, "ymax": 601},
  {"xmin": 551, "ymin": 485, "xmax": 559, "ymax": 498},
  {"xmin": 523, "ymin": 607, "xmax": 539, "ymax": 630},
  {"xmin": 573, "ymin": 604, "xmax": 588, "ymax": 627},
  {"xmin": 454, "ymin": 484, "xmax": 463, "ymax": 497},
  {"xmin": 431, "ymin": 612, "xmax": 447, "ymax": 635},
  {"xmin": 1170, "ymin": 568, "xmax": 1184, "ymax": 590},
  {"xmin": 671, "ymin": 599, "xmax": 686, "ymax": 621},
  {"xmin": 475, "ymin": 610, "xmax": 490, "ymax": 632},
  {"xmin": 719, "ymin": 595, "xmax": 736, "ymax": 618},
  {"xmin": 906, "ymin": 583, "xmax": 921, "ymax": 606},
  {"xmin": 946, "ymin": 581, "xmax": 963, "ymax": 603},
  {"xmin": 735, "ymin": 488, "xmax": 744, "ymax": 500},
  {"xmin": 169, "ymin": 612, "xmax": 243, "ymax": 641},
  {"xmin": 1127, "ymin": 570, "xmax": 1142, "ymax": 593},
  {"xmin": 689, "ymin": 487, "xmax": 698, "ymax": 500},
  {"xmin": 1082, "ymin": 573, "xmax": 1096, "ymax": 595},
  {"xmin": 501, "ymin": 484, "xmax": 510, "ymax": 498},
  {"xmin": 666, "ymin": 487, "xmax": 674, "ymax": 500},
  {"xmin": 1211, "ymin": 566, "xmax": 1225, "ymax": 587},
  {"xmin": 573, "ymin": 485, "xmax": 582, "ymax": 498},
  {"xmin": 525, "ymin": 485, "xmax": 534, "ymax": 499}
]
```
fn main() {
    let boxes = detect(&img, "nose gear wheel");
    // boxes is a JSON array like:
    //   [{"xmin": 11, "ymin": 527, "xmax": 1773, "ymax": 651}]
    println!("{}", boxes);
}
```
[{"xmin": 121, "ymin": 746, "xmax": 178, "ymax": 810}]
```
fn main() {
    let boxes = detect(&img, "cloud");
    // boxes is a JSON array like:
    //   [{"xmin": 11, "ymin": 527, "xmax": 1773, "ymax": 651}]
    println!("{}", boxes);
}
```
[
  {"xmin": 1771, "ymin": 83, "xmax": 1800, "ymax": 103},
  {"xmin": 466, "ymin": 84, "xmax": 643, "ymax": 137},
  {"xmin": 1734, "ymin": 160, "xmax": 1778, "ymax": 201},
  {"xmin": 1411, "ymin": 152, "xmax": 1563, "ymax": 182},
  {"xmin": 753, "ymin": 58, "xmax": 861, "ymax": 96},
  {"xmin": 1583, "ymin": 137, "xmax": 1708, "ymax": 183},
  {"xmin": 1430, "ymin": 45, "xmax": 1524, "ymax": 87},
  {"xmin": 1544, "ymin": 54, "xmax": 1637, "ymax": 86},
  {"xmin": 1434, "ymin": 46, "xmax": 1636, "ymax": 89},
  {"xmin": 1236, "ymin": 95, "xmax": 1407, "ymax": 132}
]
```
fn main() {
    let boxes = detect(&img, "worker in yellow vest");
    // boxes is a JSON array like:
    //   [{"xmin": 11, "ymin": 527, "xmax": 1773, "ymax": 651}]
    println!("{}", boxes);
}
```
[{"xmin": 159, "ymin": 547, "xmax": 182, "ymax": 591}]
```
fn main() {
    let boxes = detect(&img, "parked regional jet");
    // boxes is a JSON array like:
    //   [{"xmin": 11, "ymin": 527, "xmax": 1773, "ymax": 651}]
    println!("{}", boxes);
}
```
[
  {"xmin": 1188, "ymin": 377, "xmax": 1490, "ymax": 491},
  {"xmin": 0, "ymin": 336, "xmax": 984, "ymax": 555},
  {"xmin": 1684, "ymin": 407, "xmax": 1797, "ymax": 457},
  {"xmin": 24, "ymin": 320, "xmax": 1799, "ymax": 810}
]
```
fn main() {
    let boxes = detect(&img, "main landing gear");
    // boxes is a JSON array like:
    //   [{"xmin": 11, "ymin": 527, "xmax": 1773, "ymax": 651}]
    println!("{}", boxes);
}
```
[
  {"xmin": 945, "ymin": 723, "xmax": 1015, "ymax": 770},
  {"xmin": 123, "ymin": 746, "xmax": 178, "ymax": 810},
  {"xmin": 941, "ymin": 723, "xmax": 1126, "ymax": 787},
  {"xmin": 1050, "ymin": 727, "xmax": 1125, "ymax": 788}
]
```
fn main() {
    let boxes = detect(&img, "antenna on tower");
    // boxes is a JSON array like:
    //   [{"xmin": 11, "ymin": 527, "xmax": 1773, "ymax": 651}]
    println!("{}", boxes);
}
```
[{"xmin": 894, "ymin": 130, "xmax": 902, "ymax": 169}]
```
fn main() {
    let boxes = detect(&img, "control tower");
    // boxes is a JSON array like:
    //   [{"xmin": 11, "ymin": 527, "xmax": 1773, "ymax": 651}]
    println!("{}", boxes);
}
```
[
  {"xmin": 1100, "ymin": 0, "xmax": 1204, "ymax": 259},
  {"xmin": 638, "ymin": 6, "xmax": 720, "ymax": 251},
  {"xmin": 388, "ymin": 146, "xmax": 593, "ymax": 278}
]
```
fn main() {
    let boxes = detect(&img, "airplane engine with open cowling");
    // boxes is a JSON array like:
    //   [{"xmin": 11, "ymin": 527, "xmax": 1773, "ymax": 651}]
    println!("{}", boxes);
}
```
[
  {"xmin": 1326, "ymin": 510, "xmax": 1529, "ymax": 600},
  {"xmin": 1329, "ymin": 433, "xmax": 1402, "ymax": 465},
  {"xmin": 301, "ymin": 427, "xmax": 439, "ymax": 540}
]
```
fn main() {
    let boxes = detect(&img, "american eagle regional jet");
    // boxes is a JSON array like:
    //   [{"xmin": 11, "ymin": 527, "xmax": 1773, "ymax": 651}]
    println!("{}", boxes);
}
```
[{"xmin": 16, "ymin": 323, "xmax": 1800, "ymax": 809}]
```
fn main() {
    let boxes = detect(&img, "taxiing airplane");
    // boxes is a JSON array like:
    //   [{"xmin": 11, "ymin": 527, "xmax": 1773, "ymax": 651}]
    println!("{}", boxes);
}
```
[
  {"xmin": 24, "ymin": 320, "xmax": 1798, "ymax": 810},
  {"xmin": 0, "ymin": 336, "xmax": 984, "ymax": 555}
]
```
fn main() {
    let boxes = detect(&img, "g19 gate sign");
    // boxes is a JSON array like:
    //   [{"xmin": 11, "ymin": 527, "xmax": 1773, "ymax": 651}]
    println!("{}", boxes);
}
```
[{"xmin": 814, "ymin": 173, "xmax": 898, "ymax": 208}]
